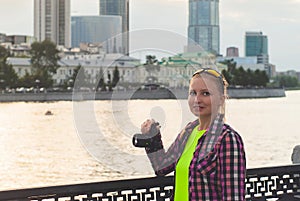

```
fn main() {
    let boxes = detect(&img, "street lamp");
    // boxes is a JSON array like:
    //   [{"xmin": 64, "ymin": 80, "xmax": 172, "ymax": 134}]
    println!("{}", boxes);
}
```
[
  {"xmin": 35, "ymin": 79, "xmax": 40, "ymax": 92},
  {"xmin": 0, "ymin": 79, "xmax": 4, "ymax": 94},
  {"xmin": 68, "ymin": 79, "xmax": 74, "ymax": 91}
]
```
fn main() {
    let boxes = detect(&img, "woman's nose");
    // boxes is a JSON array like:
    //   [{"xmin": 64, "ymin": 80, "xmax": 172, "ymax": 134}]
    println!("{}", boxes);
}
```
[{"xmin": 194, "ymin": 93, "xmax": 202, "ymax": 102}]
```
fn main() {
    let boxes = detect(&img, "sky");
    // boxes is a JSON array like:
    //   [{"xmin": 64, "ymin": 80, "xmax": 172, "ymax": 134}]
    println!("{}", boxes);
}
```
[{"xmin": 0, "ymin": 0, "xmax": 300, "ymax": 71}]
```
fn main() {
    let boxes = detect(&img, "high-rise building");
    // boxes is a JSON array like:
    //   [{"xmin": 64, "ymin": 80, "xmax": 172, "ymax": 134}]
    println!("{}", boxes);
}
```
[
  {"xmin": 71, "ymin": 16, "xmax": 122, "ymax": 53},
  {"xmin": 99, "ymin": 0, "xmax": 129, "ymax": 54},
  {"xmin": 187, "ymin": 0, "xmax": 220, "ymax": 54},
  {"xmin": 245, "ymin": 31, "xmax": 268, "ymax": 64},
  {"xmin": 34, "ymin": 0, "xmax": 71, "ymax": 47}
]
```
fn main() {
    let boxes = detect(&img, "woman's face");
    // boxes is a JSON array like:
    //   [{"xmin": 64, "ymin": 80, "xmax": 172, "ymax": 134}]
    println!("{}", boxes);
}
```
[{"xmin": 188, "ymin": 75, "xmax": 224, "ymax": 118}]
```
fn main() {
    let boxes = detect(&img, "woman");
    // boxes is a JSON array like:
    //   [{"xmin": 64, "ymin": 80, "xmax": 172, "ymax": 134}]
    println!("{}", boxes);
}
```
[{"xmin": 140, "ymin": 68, "xmax": 246, "ymax": 201}]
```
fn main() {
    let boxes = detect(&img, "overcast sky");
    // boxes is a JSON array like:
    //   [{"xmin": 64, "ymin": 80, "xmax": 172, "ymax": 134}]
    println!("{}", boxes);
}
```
[{"xmin": 0, "ymin": 0, "xmax": 300, "ymax": 71}]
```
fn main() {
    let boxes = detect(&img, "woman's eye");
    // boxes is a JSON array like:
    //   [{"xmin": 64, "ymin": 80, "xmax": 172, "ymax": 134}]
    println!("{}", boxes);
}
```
[
  {"xmin": 189, "ymin": 91, "xmax": 196, "ymax": 96},
  {"xmin": 202, "ymin": 91, "xmax": 211, "ymax": 96}
]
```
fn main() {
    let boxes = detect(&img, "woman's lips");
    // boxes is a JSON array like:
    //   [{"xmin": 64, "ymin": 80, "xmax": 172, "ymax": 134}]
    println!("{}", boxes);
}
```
[{"xmin": 194, "ymin": 105, "xmax": 205, "ymax": 110}]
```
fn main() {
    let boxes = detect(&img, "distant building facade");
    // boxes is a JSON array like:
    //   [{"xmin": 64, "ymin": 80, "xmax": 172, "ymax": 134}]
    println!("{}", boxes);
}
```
[
  {"xmin": 7, "ymin": 54, "xmax": 140, "ymax": 87},
  {"xmin": 99, "ymin": 0, "xmax": 129, "ymax": 54},
  {"xmin": 135, "ymin": 51, "xmax": 217, "ymax": 88},
  {"xmin": 5, "ymin": 35, "xmax": 35, "ymax": 45},
  {"xmin": 187, "ymin": 0, "xmax": 220, "ymax": 54},
  {"xmin": 34, "ymin": 0, "xmax": 71, "ymax": 47},
  {"xmin": 7, "ymin": 50, "xmax": 220, "ymax": 88},
  {"xmin": 217, "ymin": 56, "xmax": 266, "ymax": 71},
  {"xmin": 0, "ymin": 34, "xmax": 35, "ymax": 57},
  {"xmin": 226, "ymin": 47, "xmax": 239, "ymax": 57},
  {"xmin": 71, "ymin": 16, "xmax": 122, "ymax": 53},
  {"xmin": 245, "ymin": 31, "xmax": 268, "ymax": 64},
  {"xmin": 217, "ymin": 56, "xmax": 276, "ymax": 78},
  {"xmin": 0, "ymin": 34, "xmax": 35, "ymax": 45},
  {"xmin": 0, "ymin": 33, "xmax": 6, "ymax": 43}
]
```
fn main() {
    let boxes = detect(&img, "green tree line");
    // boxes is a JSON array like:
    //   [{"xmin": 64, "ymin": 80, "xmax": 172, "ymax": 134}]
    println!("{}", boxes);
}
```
[
  {"xmin": 220, "ymin": 59, "xmax": 299, "ymax": 88},
  {"xmin": 0, "ymin": 40, "xmax": 60, "ymax": 89}
]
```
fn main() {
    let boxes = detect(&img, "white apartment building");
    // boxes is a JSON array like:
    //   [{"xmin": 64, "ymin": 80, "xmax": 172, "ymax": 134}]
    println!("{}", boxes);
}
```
[
  {"xmin": 7, "ymin": 54, "xmax": 140, "ymax": 87},
  {"xmin": 34, "ymin": 0, "xmax": 71, "ymax": 47}
]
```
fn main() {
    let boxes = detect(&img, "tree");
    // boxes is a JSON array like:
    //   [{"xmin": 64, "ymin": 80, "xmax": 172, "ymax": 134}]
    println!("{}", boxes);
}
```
[
  {"xmin": 273, "ymin": 75, "xmax": 298, "ymax": 88},
  {"xmin": 253, "ymin": 69, "xmax": 269, "ymax": 87},
  {"xmin": 112, "ymin": 66, "xmax": 120, "ymax": 87},
  {"xmin": 0, "ymin": 62, "xmax": 19, "ymax": 88},
  {"xmin": 74, "ymin": 66, "xmax": 90, "ymax": 90},
  {"xmin": 18, "ymin": 72, "xmax": 34, "ymax": 88},
  {"xmin": 69, "ymin": 65, "xmax": 81, "ymax": 85},
  {"xmin": 246, "ymin": 69, "xmax": 254, "ymax": 86},
  {"xmin": 221, "ymin": 59, "xmax": 269, "ymax": 88},
  {"xmin": 235, "ymin": 66, "xmax": 246, "ymax": 86},
  {"xmin": 144, "ymin": 55, "xmax": 160, "ymax": 80},
  {"xmin": 220, "ymin": 59, "xmax": 236, "ymax": 86},
  {"xmin": 107, "ymin": 71, "xmax": 112, "ymax": 91},
  {"xmin": 30, "ymin": 40, "xmax": 60, "ymax": 88},
  {"xmin": 0, "ymin": 46, "xmax": 18, "ymax": 89},
  {"xmin": 96, "ymin": 67, "xmax": 106, "ymax": 91},
  {"xmin": 0, "ymin": 46, "xmax": 9, "ymax": 61}
]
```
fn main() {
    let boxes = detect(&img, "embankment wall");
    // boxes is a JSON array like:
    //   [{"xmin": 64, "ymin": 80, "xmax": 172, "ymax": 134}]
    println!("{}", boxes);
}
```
[{"xmin": 0, "ymin": 88, "xmax": 286, "ymax": 102}]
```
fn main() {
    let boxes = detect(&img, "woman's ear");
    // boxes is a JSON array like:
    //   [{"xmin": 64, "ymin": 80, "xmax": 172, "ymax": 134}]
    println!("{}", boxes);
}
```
[
  {"xmin": 217, "ymin": 95, "xmax": 226, "ymax": 114},
  {"xmin": 219, "ymin": 95, "xmax": 225, "ymax": 106}
]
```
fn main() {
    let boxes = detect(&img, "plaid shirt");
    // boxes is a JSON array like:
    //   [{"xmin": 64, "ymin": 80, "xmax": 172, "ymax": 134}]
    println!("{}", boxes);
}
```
[{"xmin": 146, "ymin": 118, "xmax": 246, "ymax": 201}]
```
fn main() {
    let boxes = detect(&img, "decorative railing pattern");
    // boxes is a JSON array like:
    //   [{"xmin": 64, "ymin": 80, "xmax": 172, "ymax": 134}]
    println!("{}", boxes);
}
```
[
  {"xmin": 245, "ymin": 165, "xmax": 300, "ymax": 200},
  {"xmin": 0, "ymin": 164, "xmax": 299, "ymax": 201}
]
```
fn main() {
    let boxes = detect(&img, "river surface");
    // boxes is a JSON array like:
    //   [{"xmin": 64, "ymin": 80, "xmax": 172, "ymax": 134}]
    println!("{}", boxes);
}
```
[{"xmin": 0, "ymin": 90, "xmax": 299, "ymax": 190}]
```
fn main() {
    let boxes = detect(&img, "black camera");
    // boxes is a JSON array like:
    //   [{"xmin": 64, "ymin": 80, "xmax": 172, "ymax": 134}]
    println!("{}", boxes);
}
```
[{"xmin": 132, "ymin": 122, "xmax": 160, "ymax": 148}]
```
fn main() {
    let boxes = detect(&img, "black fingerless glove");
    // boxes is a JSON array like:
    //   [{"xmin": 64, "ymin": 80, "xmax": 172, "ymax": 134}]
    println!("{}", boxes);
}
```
[{"xmin": 132, "ymin": 122, "xmax": 163, "ymax": 152}]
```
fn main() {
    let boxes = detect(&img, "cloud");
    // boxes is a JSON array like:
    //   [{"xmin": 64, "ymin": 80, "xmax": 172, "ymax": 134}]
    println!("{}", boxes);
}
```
[
  {"xmin": 278, "ymin": 18, "xmax": 299, "ymax": 23},
  {"xmin": 289, "ymin": 0, "xmax": 300, "ymax": 3}
]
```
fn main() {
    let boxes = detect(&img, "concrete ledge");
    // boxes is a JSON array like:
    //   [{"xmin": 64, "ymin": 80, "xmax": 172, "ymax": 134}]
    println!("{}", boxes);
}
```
[
  {"xmin": 227, "ymin": 88, "xmax": 286, "ymax": 99},
  {"xmin": 0, "ymin": 88, "xmax": 286, "ymax": 102}
]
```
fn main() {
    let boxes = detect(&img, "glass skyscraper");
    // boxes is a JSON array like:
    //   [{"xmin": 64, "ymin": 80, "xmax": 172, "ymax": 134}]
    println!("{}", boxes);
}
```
[
  {"xmin": 71, "ymin": 16, "xmax": 122, "ymax": 53},
  {"xmin": 188, "ymin": 0, "xmax": 220, "ymax": 54},
  {"xmin": 245, "ymin": 32, "xmax": 268, "ymax": 56},
  {"xmin": 245, "ymin": 31, "xmax": 269, "ymax": 64},
  {"xmin": 99, "ymin": 0, "xmax": 129, "ymax": 54}
]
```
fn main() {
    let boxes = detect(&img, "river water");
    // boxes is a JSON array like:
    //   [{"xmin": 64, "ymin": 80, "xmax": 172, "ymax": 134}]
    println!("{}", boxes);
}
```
[{"xmin": 0, "ymin": 90, "xmax": 299, "ymax": 191}]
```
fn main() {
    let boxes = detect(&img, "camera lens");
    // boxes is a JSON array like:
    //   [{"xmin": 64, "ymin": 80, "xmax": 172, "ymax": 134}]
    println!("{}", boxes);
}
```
[{"xmin": 132, "ymin": 134, "xmax": 151, "ymax": 147}]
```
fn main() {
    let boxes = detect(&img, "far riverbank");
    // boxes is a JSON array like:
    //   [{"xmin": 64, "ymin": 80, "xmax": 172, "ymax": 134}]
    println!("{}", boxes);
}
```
[{"xmin": 0, "ymin": 88, "xmax": 286, "ymax": 102}]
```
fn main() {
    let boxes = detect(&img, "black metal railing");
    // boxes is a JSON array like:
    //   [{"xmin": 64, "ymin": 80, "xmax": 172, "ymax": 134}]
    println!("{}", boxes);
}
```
[
  {"xmin": 0, "ymin": 164, "xmax": 299, "ymax": 201},
  {"xmin": 245, "ymin": 164, "xmax": 300, "ymax": 200}
]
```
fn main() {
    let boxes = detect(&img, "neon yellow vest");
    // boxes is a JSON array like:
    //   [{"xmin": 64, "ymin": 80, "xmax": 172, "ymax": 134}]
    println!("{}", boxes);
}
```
[{"xmin": 174, "ymin": 127, "xmax": 205, "ymax": 201}]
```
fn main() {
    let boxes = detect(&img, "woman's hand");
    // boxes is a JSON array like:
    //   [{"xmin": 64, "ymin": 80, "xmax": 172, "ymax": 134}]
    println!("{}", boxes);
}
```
[{"xmin": 141, "ymin": 119, "xmax": 156, "ymax": 134}]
